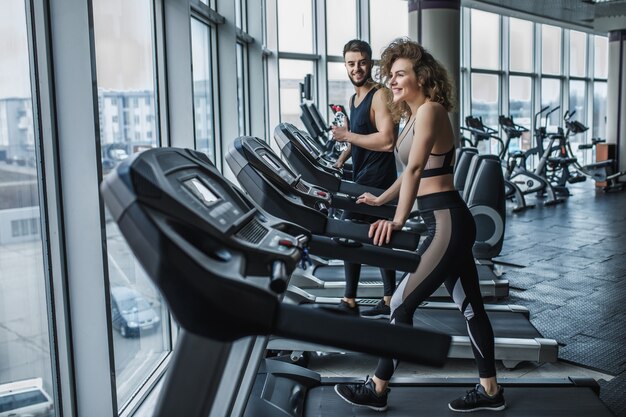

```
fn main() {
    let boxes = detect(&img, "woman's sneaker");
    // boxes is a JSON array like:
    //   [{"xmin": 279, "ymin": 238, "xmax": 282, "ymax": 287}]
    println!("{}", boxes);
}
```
[
  {"xmin": 334, "ymin": 376, "xmax": 389, "ymax": 411},
  {"xmin": 336, "ymin": 300, "xmax": 360, "ymax": 316},
  {"xmin": 360, "ymin": 299, "xmax": 391, "ymax": 319},
  {"xmin": 448, "ymin": 384, "xmax": 506, "ymax": 412}
]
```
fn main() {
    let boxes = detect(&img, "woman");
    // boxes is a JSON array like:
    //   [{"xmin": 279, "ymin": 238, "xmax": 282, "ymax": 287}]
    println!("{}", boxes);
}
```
[{"xmin": 334, "ymin": 38, "xmax": 506, "ymax": 413}]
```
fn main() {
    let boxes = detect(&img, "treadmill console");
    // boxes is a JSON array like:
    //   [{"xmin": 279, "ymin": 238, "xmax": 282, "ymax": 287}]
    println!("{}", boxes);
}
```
[
  {"xmin": 237, "ymin": 137, "xmax": 332, "ymax": 211},
  {"xmin": 282, "ymin": 124, "xmax": 342, "ymax": 177},
  {"xmin": 102, "ymin": 148, "xmax": 308, "ymax": 277}
]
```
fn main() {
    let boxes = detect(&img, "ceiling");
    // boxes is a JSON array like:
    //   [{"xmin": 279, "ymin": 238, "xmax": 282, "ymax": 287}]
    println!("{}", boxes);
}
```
[{"xmin": 464, "ymin": 0, "xmax": 626, "ymax": 32}]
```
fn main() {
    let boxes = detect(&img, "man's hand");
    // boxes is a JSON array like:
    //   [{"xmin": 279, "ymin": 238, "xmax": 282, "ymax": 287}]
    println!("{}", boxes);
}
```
[{"xmin": 331, "ymin": 125, "xmax": 349, "ymax": 141}]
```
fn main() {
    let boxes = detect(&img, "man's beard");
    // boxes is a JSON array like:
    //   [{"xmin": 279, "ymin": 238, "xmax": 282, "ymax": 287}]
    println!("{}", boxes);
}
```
[{"xmin": 349, "ymin": 70, "xmax": 372, "ymax": 87}]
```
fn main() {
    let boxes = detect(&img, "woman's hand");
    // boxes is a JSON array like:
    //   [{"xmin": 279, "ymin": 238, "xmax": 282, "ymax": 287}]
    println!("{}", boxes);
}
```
[
  {"xmin": 369, "ymin": 219, "xmax": 403, "ymax": 246},
  {"xmin": 356, "ymin": 192, "xmax": 380, "ymax": 206}
]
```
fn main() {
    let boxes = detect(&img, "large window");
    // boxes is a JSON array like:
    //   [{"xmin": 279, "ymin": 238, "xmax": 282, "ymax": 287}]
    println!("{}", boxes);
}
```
[
  {"xmin": 277, "ymin": 0, "xmax": 313, "ymax": 53},
  {"xmin": 509, "ymin": 76, "xmax": 532, "ymax": 150},
  {"xmin": 541, "ymin": 78, "xmax": 561, "ymax": 129},
  {"xmin": 509, "ymin": 18, "xmax": 533, "ymax": 73},
  {"xmin": 542, "ymin": 25, "xmax": 562, "ymax": 74},
  {"xmin": 594, "ymin": 35, "xmax": 608, "ymax": 79},
  {"xmin": 570, "ymin": 30, "xmax": 587, "ymax": 77},
  {"xmin": 279, "ymin": 59, "xmax": 314, "ymax": 127},
  {"xmin": 370, "ymin": 0, "xmax": 408, "ymax": 59},
  {"xmin": 327, "ymin": 62, "xmax": 353, "ymax": 121},
  {"xmin": 326, "ymin": 0, "xmax": 357, "ymax": 57},
  {"xmin": 593, "ymin": 82, "xmax": 607, "ymax": 140},
  {"xmin": 0, "ymin": 2, "xmax": 56, "ymax": 415},
  {"xmin": 471, "ymin": 9, "xmax": 500, "ymax": 70},
  {"xmin": 236, "ymin": 42, "xmax": 249, "ymax": 136},
  {"xmin": 471, "ymin": 73, "xmax": 499, "ymax": 153},
  {"xmin": 92, "ymin": 0, "xmax": 170, "ymax": 409},
  {"xmin": 190, "ymin": 18, "xmax": 216, "ymax": 161}
]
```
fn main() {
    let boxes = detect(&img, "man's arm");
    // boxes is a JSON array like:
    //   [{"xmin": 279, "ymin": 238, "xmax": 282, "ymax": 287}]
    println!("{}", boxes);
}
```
[
  {"xmin": 333, "ymin": 144, "xmax": 352, "ymax": 169},
  {"xmin": 332, "ymin": 88, "xmax": 396, "ymax": 152}
]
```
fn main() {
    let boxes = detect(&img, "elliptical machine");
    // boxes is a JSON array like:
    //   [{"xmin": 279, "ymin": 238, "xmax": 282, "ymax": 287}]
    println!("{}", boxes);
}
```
[
  {"xmin": 556, "ymin": 111, "xmax": 625, "ymax": 192},
  {"xmin": 499, "ymin": 107, "xmax": 563, "ymax": 205}
]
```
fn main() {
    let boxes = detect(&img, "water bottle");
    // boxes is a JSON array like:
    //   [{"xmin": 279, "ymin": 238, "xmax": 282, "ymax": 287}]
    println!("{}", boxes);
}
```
[{"xmin": 331, "ymin": 106, "xmax": 348, "ymax": 152}]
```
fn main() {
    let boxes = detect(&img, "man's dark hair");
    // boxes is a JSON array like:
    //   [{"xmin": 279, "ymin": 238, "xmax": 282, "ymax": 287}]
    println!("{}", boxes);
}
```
[{"xmin": 343, "ymin": 39, "xmax": 372, "ymax": 61}]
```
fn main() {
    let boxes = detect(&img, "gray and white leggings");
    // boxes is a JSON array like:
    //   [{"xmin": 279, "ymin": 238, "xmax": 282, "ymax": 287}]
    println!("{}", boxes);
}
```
[{"xmin": 374, "ymin": 190, "xmax": 496, "ymax": 380}]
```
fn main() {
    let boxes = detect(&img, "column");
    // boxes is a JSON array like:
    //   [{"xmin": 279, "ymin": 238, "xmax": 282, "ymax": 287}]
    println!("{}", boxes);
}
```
[
  {"xmin": 606, "ymin": 29, "xmax": 626, "ymax": 171},
  {"xmin": 408, "ymin": 0, "xmax": 461, "ymax": 139}
]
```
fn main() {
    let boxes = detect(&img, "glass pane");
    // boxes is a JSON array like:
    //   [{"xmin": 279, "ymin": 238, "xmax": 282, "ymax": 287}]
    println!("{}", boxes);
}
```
[
  {"xmin": 509, "ymin": 18, "xmax": 533, "ymax": 72},
  {"xmin": 569, "ymin": 30, "xmax": 587, "ymax": 77},
  {"xmin": 370, "ymin": 0, "xmax": 408, "ymax": 60},
  {"xmin": 236, "ymin": 43, "xmax": 247, "ymax": 136},
  {"xmin": 190, "ymin": 18, "xmax": 215, "ymax": 161},
  {"xmin": 92, "ymin": 0, "xmax": 170, "ymax": 409},
  {"xmin": 508, "ymin": 76, "xmax": 532, "ymax": 151},
  {"xmin": 0, "ymin": 2, "xmax": 56, "ymax": 416},
  {"xmin": 471, "ymin": 9, "xmax": 499, "ymax": 70},
  {"xmin": 541, "ymin": 78, "xmax": 561, "ymax": 129},
  {"xmin": 594, "ymin": 36, "xmax": 608, "ymax": 79},
  {"xmin": 326, "ymin": 0, "xmax": 357, "ymax": 57},
  {"xmin": 542, "ymin": 25, "xmax": 562, "ymax": 74},
  {"xmin": 470, "ymin": 73, "xmax": 499, "ymax": 154},
  {"xmin": 328, "ymin": 62, "xmax": 355, "ymax": 122},
  {"xmin": 279, "ymin": 59, "xmax": 314, "ymax": 128},
  {"xmin": 593, "ymin": 81, "xmax": 607, "ymax": 139},
  {"xmin": 568, "ymin": 80, "xmax": 587, "ymax": 161},
  {"xmin": 277, "ymin": 0, "xmax": 313, "ymax": 53},
  {"xmin": 235, "ymin": 0, "xmax": 243, "ymax": 30},
  {"xmin": 568, "ymin": 80, "xmax": 586, "ymax": 124}
]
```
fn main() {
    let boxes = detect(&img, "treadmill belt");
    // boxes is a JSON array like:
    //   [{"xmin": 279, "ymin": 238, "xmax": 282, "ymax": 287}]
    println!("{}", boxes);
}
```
[
  {"xmin": 304, "ymin": 385, "xmax": 613, "ymax": 416},
  {"xmin": 313, "ymin": 264, "xmax": 497, "ymax": 283},
  {"xmin": 413, "ymin": 309, "xmax": 540, "ymax": 339},
  {"xmin": 313, "ymin": 265, "xmax": 405, "ymax": 282}
]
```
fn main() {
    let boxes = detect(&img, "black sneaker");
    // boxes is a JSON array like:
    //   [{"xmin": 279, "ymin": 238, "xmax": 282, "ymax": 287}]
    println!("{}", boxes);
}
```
[
  {"xmin": 336, "ymin": 300, "xmax": 360, "ymax": 316},
  {"xmin": 334, "ymin": 376, "xmax": 389, "ymax": 411},
  {"xmin": 360, "ymin": 299, "xmax": 391, "ymax": 319},
  {"xmin": 448, "ymin": 384, "xmax": 506, "ymax": 412}
]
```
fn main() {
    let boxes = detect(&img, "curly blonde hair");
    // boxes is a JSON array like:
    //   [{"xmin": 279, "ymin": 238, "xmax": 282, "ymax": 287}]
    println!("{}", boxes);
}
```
[{"xmin": 377, "ymin": 38, "xmax": 455, "ymax": 123}]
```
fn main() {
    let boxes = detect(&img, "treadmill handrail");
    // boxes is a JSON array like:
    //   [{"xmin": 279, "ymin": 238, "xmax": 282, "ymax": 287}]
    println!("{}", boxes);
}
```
[
  {"xmin": 275, "ymin": 303, "xmax": 450, "ymax": 367},
  {"xmin": 308, "ymin": 235, "xmax": 420, "ymax": 272}
]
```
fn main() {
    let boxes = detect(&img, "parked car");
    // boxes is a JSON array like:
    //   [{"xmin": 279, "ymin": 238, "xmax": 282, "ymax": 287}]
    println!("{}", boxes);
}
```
[
  {"xmin": 0, "ymin": 377, "xmax": 54, "ymax": 417},
  {"xmin": 110, "ymin": 286, "xmax": 161, "ymax": 338}
]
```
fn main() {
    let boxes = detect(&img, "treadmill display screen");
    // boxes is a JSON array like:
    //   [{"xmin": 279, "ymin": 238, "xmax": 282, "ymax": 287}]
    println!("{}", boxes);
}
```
[
  {"xmin": 262, "ymin": 153, "xmax": 282, "ymax": 171},
  {"xmin": 184, "ymin": 178, "xmax": 220, "ymax": 206}
]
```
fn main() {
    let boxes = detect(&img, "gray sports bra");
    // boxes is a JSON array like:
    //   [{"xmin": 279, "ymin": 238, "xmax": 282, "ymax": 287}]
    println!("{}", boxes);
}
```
[{"xmin": 396, "ymin": 119, "xmax": 455, "ymax": 178}]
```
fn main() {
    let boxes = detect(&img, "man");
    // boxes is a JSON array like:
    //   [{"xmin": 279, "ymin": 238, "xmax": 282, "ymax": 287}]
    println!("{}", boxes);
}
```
[{"xmin": 332, "ymin": 39, "xmax": 398, "ymax": 319}]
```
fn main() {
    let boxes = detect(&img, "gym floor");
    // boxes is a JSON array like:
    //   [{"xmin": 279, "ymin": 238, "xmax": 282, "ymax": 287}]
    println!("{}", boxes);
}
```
[{"xmin": 308, "ymin": 180, "xmax": 626, "ymax": 417}]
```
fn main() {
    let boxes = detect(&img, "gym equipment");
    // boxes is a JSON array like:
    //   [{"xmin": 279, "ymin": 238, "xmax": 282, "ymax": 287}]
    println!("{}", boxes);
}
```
[{"xmin": 100, "ymin": 147, "xmax": 610, "ymax": 417}]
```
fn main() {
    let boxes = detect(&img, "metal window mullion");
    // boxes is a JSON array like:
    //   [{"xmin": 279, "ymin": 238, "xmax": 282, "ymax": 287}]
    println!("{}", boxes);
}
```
[
  {"xmin": 316, "ymin": 0, "xmax": 327, "ymax": 114},
  {"xmin": 190, "ymin": 0, "xmax": 225, "ymax": 25},
  {"xmin": 45, "ymin": 1, "xmax": 117, "ymax": 416},
  {"xmin": 245, "ymin": 0, "xmax": 265, "ymax": 138},
  {"xmin": 26, "ymin": 1, "xmax": 76, "ymax": 416},
  {"xmin": 502, "ymin": 15, "xmax": 509, "ymax": 124},
  {"xmin": 277, "ymin": 52, "xmax": 321, "ymax": 61},
  {"xmin": 360, "ymin": 0, "xmax": 369, "ymax": 43}
]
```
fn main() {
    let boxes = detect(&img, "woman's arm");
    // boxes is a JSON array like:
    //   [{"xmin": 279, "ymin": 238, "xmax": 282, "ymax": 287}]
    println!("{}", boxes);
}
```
[
  {"xmin": 356, "ymin": 174, "xmax": 402, "ymax": 206},
  {"xmin": 370, "ymin": 102, "xmax": 440, "ymax": 245}
]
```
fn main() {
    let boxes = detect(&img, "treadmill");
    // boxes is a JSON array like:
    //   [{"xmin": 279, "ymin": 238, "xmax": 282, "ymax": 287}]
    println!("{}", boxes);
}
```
[
  {"xmin": 226, "ymin": 137, "xmax": 554, "ymax": 367},
  {"xmin": 227, "ymin": 136, "xmax": 509, "ymax": 300},
  {"xmin": 99, "ymin": 147, "xmax": 612, "ymax": 417},
  {"xmin": 274, "ymin": 122, "xmax": 509, "ymax": 294}
]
